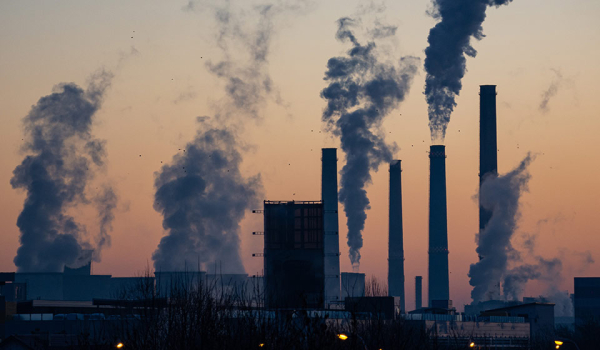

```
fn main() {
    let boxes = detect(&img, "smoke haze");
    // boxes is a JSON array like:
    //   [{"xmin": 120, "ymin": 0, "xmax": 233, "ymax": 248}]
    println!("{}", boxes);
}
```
[
  {"xmin": 11, "ymin": 70, "xmax": 116, "ymax": 272},
  {"xmin": 470, "ymin": 154, "xmax": 594, "ymax": 315},
  {"xmin": 321, "ymin": 17, "xmax": 419, "ymax": 270},
  {"xmin": 152, "ymin": 0, "xmax": 307, "ymax": 272},
  {"xmin": 468, "ymin": 154, "xmax": 533, "ymax": 303},
  {"xmin": 424, "ymin": 0, "xmax": 514, "ymax": 141},
  {"xmin": 539, "ymin": 69, "xmax": 564, "ymax": 113}
]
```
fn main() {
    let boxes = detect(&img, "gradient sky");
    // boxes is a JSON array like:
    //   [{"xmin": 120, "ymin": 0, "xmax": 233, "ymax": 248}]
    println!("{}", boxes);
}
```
[{"xmin": 1, "ymin": 0, "xmax": 599, "ymax": 311}]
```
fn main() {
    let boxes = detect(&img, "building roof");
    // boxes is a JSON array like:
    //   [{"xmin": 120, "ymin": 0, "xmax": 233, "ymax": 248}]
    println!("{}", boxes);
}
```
[
  {"xmin": 484, "ymin": 302, "xmax": 555, "ymax": 313},
  {"xmin": 0, "ymin": 335, "xmax": 36, "ymax": 350}
]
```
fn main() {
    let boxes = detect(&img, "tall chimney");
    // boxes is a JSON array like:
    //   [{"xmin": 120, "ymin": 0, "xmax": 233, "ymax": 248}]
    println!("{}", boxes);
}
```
[
  {"xmin": 415, "ymin": 276, "xmax": 423, "ymax": 310},
  {"xmin": 479, "ymin": 85, "xmax": 500, "ymax": 298},
  {"xmin": 479, "ymin": 85, "xmax": 498, "ymax": 233},
  {"xmin": 428, "ymin": 145, "xmax": 450, "ymax": 306},
  {"xmin": 388, "ymin": 160, "xmax": 405, "ymax": 313},
  {"xmin": 322, "ymin": 148, "xmax": 341, "ymax": 304}
]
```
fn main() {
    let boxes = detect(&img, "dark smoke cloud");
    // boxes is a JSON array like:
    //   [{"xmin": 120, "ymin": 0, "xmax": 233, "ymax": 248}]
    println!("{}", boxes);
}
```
[
  {"xmin": 321, "ymin": 17, "xmax": 419, "ymax": 270},
  {"xmin": 424, "ymin": 0, "xmax": 514, "ymax": 141},
  {"xmin": 152, "ymin": 0, "xmax": 306, "ymax": 272},
  {"xmin": 152, "ymin": 123, "xmax": 262, "ymax": 273},
  {"xmin": 468, "ymin": 154, "xmax": 533, "ymax": 302},
  {"xmin": 539, "ymin": 69, "xmax": 564, "ymax": 113},
  {"xmin": 11, "ymin": 70, "xmax": 116, "ymax": 272}
]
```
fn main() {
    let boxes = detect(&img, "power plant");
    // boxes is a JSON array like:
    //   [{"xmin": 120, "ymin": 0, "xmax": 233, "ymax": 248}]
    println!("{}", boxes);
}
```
[{"xmin": 0, "ymin": 86, "xmax": 570, "ymax": 347}]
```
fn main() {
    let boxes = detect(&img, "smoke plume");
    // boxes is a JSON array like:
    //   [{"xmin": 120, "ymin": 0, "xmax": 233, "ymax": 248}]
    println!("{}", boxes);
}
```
[
  {"xmin": 95, "ymin": 186, "xmax": 117, "ymax": 261},
  {"xmin": 503, "ymin": 248, "xmax": 593, "ymax": 316},
  {"xmin": 11, "ymin": 70, "xmax": 116, "ymax": 272},
  {"xmin": 468, "ymin": 154, "xmax": 533, "ymax": 302},
  {"xmin": 152, "ymin": 0, "xmax": 307, "ymax": 272},
  {"xmin": 424, "ymin": 0, "xmax": 514, "ymax": 141},
  {"xmin": 187, "ymin": 0, "xmax": 312, "ymax": 121},
  {"xmin": 503, "ymin": 257, "xmax": 576, "ymax": 316},
  {"xmin": 503, "ymin": 256, "xmax": 561, "ymax": 301},
  {"xmin": 539, "ymin": 69, "xmax": 564, "ymax": 113},
  {"xmin": 321, "ymin": 17, "xmax": 419, "ymax": 270},
  {"xmin": 152, "ymin": 123, "xmax": 261, "ymax": 273}
]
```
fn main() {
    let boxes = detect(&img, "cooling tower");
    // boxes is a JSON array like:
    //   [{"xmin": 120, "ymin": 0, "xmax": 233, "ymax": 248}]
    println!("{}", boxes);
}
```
[
  {"xmin": 428, "ymin": 145, "xmax": 450, "ymax": 306},
  {"xmin": 415, "ymin": 276, "xmax": 423, "ymax": 310},
  {"xmin": 322, "ymin": 148, "xmax": 341, "ymax": 303},
  {"xmin": 388, "ymin": 160, "xmax": 405, "ymax": 313},
  {"xmin": 341, "ymin": 272, "xmax": 365, "ymax": 299},
  {"xmin": 479, "ymin": 85, "xmax": 498, "ymax": 233}
]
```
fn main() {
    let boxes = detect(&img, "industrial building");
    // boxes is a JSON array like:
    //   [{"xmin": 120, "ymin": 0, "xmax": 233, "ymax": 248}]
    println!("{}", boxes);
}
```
[
  {"xmin": 262, "ymin": 200, "xmax": 325, "ymax": 309},
  {"xmin": 574, "ymin": 277, "xmax": 600, "ymax": 324},
  {"xmin": 341, "ymin": 272, "xmax": 365, "ymax": 300},
  {"xmin": 481, "ymin": 302, "xmax": 555, "ymax": 340},
  {"xmin": 405, "ymin": 312, "xmax": 531, "ymax": 348}
]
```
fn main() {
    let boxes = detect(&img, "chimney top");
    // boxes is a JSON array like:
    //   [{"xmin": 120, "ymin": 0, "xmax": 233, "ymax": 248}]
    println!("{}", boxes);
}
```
[{"xmin": 429, "ymin": 145, "xmax": 446, "ymax": 158}]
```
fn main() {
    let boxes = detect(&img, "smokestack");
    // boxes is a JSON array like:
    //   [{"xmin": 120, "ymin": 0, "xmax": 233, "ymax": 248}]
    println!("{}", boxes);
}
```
[
  {"xmin": 479, "ymin": 85, "xmax": 499, "ymax": 298},
  {"xmin": 322, "ymin": 148, "xmax": 341, "ymax": 303},
  {"xmin": 388, "ymin": 160, "xmax": 405, "ymax": 313},
  {"xmin": 415, "ymin": 276, "xmax": 423, "ymax": 310},
  {"xmin": 428, "ymin": 145, "xmax": 450, "ymax": 306},
  {"xmin": 479, "ymin": 85, "xmax": 498, "ymax": 233}
]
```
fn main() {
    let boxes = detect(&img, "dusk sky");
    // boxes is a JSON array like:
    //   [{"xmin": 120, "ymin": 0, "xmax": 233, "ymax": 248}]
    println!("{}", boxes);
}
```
[{"xmin": 1, "ymin": 0, "xmax": 599, "ymax": 311}]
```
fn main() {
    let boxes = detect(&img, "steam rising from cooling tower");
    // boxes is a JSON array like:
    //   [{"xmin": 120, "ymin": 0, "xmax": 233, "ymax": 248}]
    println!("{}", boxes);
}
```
[
  {"xmin": 153, "ymin": 0, "xmax": 308, "ymax": 272},
  {"xmin": 320, "ymin": 17, "xmax": 419, "ymax": 270},
  {"xmin": 468, "ymin": 154, "xmax": 534, "ymax": 303},
  {"xmin": 11, "ymin": 70, "xmax": 116, "ymax": 272},
  {"xmin": 424, "ymin": 0, "xmax": 514, "ymax": 141}
]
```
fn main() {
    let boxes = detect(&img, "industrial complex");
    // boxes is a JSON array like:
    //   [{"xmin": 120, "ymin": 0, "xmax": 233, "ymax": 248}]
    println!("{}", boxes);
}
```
[{"xmin": 1, "ymin": 86, "xmax": 598, "ymax": 349}]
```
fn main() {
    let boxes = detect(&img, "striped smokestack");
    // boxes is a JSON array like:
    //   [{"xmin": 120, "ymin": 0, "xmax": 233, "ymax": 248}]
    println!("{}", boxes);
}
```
[
  {"xmin": 428, "ymin": 145, "xmax": 450, "ymax": 306},
  {"xmin": 322, "ymin": 148, "xmax": 341, "ymax": 303},
  {"xmin": 388, "ymin": 160, "xmax": 405, "ymax": 313},
  {"xmin": 479, "ymin": 85, "xmax": 498, "ymax": 233}
]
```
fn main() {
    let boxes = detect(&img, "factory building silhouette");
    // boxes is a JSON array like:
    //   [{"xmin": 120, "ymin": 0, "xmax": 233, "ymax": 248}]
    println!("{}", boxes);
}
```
[{"xmin": 262, "ymin": 200, "xmax": 325, "ymax": 309}]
